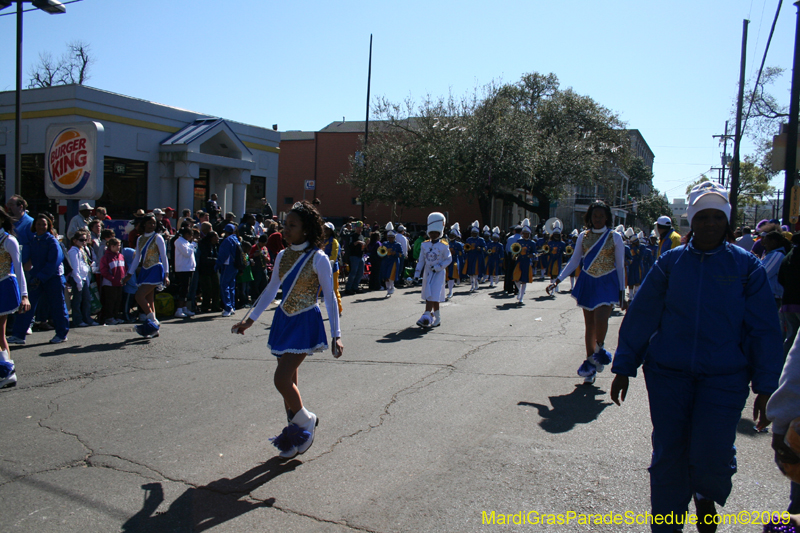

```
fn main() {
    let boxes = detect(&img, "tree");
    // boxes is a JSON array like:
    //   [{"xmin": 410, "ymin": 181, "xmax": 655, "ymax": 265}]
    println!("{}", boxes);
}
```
[
  {"xmin": 28, "ymin": 40, "xmax": 93, "ymax": 88},
  {"xmin": 635, "ymin": 189, "xmax": 672, "ymax": 229},
  {"xmin": 344, "ymin": 72, "xmax": 632, "ymax": 221}
]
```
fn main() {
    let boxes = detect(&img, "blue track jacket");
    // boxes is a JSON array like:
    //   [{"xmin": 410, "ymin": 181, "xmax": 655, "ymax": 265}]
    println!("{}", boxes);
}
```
[
  {"xmin": 28, "ymin": 231, "xmax": 64, "ymax": 283},
  {"xmin": 612, "ymin": 240, "xmax": 783, "ymax": 395}
]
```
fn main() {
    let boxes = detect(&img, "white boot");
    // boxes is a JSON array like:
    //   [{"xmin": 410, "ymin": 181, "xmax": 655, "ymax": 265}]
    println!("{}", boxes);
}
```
[
  {"xmin": 147, "ymin": 312, "xmax": 160, "ymax": 326},
  {"xmin": 447, "ymin": 280, "xmax": 454, "ymax": 299},
  {"xmin": 0, "ymin": 353, "xmax": 16, "ymax": 389},
  {"xmin": 518, "ymin": 283, "xmax": 526, "ymax": 304},
  {"xmin": 431, "ymin": 310, "xmax": 441, "ymax": 327},
  {"xmin": 291, "ymin": 407, "xmax": 318, "ymax": 455},
  {"xmin": 570, "ymin": 277, "xmax": 575, "ymax": 290}
]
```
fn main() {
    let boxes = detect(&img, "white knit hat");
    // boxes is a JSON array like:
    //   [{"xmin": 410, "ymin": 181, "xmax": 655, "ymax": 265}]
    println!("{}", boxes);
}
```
[{"xmin": 686, "ymin": 181, "xmax": 730, "ymax": 225}]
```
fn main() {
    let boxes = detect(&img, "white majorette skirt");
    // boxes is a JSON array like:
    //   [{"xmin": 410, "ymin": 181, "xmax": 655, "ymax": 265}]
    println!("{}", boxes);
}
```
[
  {"xmin": 268, "ymin": 306, "xmax": 328, "ymax": 356},
  {"xmin": 571, "ymin": 269, "xmax": 620, "ymax": 310},
  {"xmin": 137, "ymin": 264, "xmax": 165, "ymax": 286},
  {"xmin": 0, "ymin": 276, "xmax": 21, "ymax": 315}
]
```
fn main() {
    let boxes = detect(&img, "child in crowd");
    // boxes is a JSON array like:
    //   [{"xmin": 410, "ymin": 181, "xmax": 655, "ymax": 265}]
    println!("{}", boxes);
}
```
[
  {"xmin": 232, "ymin": 200, "xmax": 342, "ymax": 459},
  {"xmin": 98, "ymin": 238, "xmax": 127, "ymax": 325},
  {"xmin": 415, "ymin": 212, "xmax": 452, "ymax": 327},
  {"xmin": 67, "ymin": 230, "xmax": 98, "ymax": 327}
]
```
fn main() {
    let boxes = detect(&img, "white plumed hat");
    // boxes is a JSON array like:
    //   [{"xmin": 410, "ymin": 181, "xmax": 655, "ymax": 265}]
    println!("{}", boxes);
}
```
[
  {"xmin": 552, "ymin": 220, "xmax": 563, "ymax": 234},
  {"xmin": 449, "ymin": 222, "xmax": 461, "ymax": 238},
  {"xmin": 470, "ymin": 220, "xmax": 480, "ymax": 233},
  {"xmin": 521, "ymin": 218, "xmax": 532, "ymax": 234},
  {"xmin": 427, "ymin": 212, "xmax": 446, "ymax": 235}
]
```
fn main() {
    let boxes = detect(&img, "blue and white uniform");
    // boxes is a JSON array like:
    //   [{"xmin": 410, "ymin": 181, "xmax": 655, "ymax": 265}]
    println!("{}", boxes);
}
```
[
  {"xmin": 612, "ymin": 240, "xmax": 782, "ymax": 531},
  {"xmin": 557, "ymin": 228, "xmax": 626, "ymax": 310},
  {"xmin": 415, "ymin": 239, "xmax": 452, "ymax": 303},
  {"xmin": 249, "ymin": 243, "xmax": 340, "ymax": 355},
  {"xmin": 129, "ymin": 232, "xmax": 169, "ymax": 286},
  {"xmin": 0, "ymin": 229, "xmax": 27, "ymax": 315}
]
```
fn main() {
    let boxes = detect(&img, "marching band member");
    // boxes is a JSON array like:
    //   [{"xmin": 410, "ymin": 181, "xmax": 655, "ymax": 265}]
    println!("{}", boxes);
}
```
[
  {"xmin": 485, "ymin": 227, "xmax": 504, "ymax": 288},
  {"xmin": 380, "ymin": 222, "xmax": 403, "ymax": 297},
  {"xmin": 445, "ymin": 223, "xmax": 463, "ymax": 300},
  {"xmin": 626, "ymin": 230, "xmax": 648, "ymax": 302},
  {"xmin": 511, "ymin": 219, "xmax": 537, "ymax": 305},
  {"xmin": 415, "ymin": 213, "xmax": 452, "ymax": 328},
  {"xmin": 462, "ymin": 221, "xmax": 486, "ymax": 292},
  {"xmin": 544, "ymin": 221, "xmax": 567, "ymax": 293},
  {"xmin": 548, "ymin": 201, "xmax": 626, "ymax": 384}
]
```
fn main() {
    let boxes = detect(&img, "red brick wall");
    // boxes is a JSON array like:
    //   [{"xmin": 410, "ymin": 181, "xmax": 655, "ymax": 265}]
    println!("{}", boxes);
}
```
[{"xmin": 278, "ymin": 131, "xmax": 483, "ymax": 228}]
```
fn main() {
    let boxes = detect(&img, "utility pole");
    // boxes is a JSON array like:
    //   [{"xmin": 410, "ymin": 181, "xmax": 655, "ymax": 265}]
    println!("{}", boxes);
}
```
[
  {"xmin": 711, "ymin": 121, "xmax": 732, "ymax": 187},
  {"xmin": 730, "ymin": 19, "xmax": 749, "ymax": 228},
  {"xmin": 361, "ymin": 33, "xmax": 373, "ymax": 222},
  {"xmin": 783, "ymin": 2, "xmax": 800, "ymax": 225}
]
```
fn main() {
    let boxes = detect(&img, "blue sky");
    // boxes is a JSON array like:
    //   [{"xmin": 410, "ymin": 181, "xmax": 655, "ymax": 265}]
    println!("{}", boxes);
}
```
[{"xmin": 1, "ymin": 0, "xmax": 796, "ymax": 201}]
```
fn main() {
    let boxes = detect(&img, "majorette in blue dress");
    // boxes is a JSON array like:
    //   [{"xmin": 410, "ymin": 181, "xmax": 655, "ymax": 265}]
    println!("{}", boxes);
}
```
[
  {"xmin": 129, "ymin": 232, "xmax": 169, "ymax": 286},
  {"xmin": 558, "ymin": 228, "xmax": 626, "ymax": 310},
  {"xmin": 248, "ymin": 243, "xmax": 340, "ymax": 356},
  {"xmin": 0, "ymin": 230, "xmax": 27, "ymax": 315}
]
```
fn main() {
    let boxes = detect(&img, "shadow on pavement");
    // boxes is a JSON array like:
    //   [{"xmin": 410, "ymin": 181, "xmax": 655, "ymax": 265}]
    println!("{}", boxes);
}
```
[
  {"xmin": 495, "ymin": 302, "xmax": 523, "ymax": 310},
  {"xmin": 41, "ymin": 339, "xmax": 143, "ymax": 357},
  {"xmin": 121, "ymin": 457, "xmax": 299, "ymax": 533},
  {"xmin": 519, "ymin": 384, "xmax": 611, "ymax": 433},
  {"xmin": 736, "ymin": 417, "xmax": 770, "ymax": 438},
  {"xmin": 377, "ymin": 326, "xmax": 431, "ymax": 343}
]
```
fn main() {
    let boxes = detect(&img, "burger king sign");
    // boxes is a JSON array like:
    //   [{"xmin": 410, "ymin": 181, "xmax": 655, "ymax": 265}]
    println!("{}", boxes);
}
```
[{"xmin": 45, "ymin": 121, "xmax": 104, "ymax": 200}]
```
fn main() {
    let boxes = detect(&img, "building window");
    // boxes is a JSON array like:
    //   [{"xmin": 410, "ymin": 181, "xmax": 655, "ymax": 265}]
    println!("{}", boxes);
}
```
[
  {"xmin": 247, "ymin": 175, "xmax": 266, "ymax": 213},
  {"xmin": 194, "ymin": 168, "xmax": 209, "ymax": 213},
  {"xmin": 99, "ymin": 156, "xmax": 148, "ymax": 219}
]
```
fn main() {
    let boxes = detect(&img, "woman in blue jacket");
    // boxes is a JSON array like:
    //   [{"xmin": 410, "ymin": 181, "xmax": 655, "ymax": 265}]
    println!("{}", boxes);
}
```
[
  {"xmin": 8, "ymin": 214, "xmax": 70, "ymax": 344},
  {"xmin": 216, "ymin": 224, "xmax": 241, "ymax": 317},
  {"xmin": 610, "ymin": 182, "xmax": 783, "ymax": 532}
]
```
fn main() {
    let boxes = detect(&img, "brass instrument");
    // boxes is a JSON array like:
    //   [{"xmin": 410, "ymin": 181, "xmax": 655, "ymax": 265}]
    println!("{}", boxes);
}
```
[
  {"xmin": 377, "ymin": 246, "xmax": 388, "ymax": 257},
  {"xmin": 564, "ymin": 245, "xmax": 574, "ymax": 257},
  {"xmin": 541, "ymin": 244, "xmax": 550, "ymax": 254},
  {"xmin": 511, "ymin": 242, "xmax": 522, "ymax": 256},
  {"xmin": 464, "ymin": 243, "xmax": 474, "ymax": 252}
]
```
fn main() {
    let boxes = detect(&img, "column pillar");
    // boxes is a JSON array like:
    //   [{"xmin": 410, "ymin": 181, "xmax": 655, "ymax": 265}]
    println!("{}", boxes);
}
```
[
  {"xmin": 178, "ymin": 177, "xmax": 194, "ymax": 214},
  {"xmin": 232, "ymin": 183, "xmax": 247, "ymax": 219}
]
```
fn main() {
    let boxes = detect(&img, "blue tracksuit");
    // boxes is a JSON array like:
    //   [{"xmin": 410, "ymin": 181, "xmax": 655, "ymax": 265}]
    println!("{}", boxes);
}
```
[
  {"xmin": 216, "ymin": 234, "xmax": 239, "ymax": 312},
  {"xmin": 13, "ymin": 231, "xmax": 69, "ymax": 339},
  {"xmin": 612, "ymin": 240, "xmax": 782, "ymax": 531}
]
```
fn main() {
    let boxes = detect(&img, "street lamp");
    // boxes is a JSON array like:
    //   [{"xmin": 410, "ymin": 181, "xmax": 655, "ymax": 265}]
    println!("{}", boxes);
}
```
[{"xmin": 0, "ymin": 0, "xmax": 66, "ymax": 201}]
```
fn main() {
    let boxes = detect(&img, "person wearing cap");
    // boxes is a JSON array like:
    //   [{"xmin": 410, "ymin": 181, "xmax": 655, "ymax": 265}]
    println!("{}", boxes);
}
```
[
  {"xmin": 656, "ymin": 215, "xmax": 681, "ymax": 258},
  {"xmin": 548, "ymin": 201, "xmax": 626, "ymax": 385},
  {"xmin": 67, "ymin": 202, "xmax": 93, "ymax": 240},
  {"xmin": 504, "ymin": 225, "xmax": 523, "ymax": 295},
  {"xmin": 511, "ymin": 219, "xmax": 537, "ymax": 304},
  {"xmin": 380, "ymin": 223, "xmax": 403, "ymax": 297},
  {"xmin": 445, "ymin": 223, "xmax": 464, "ymax": 300},
  {"xmin": 462, "ymin": 221, "xmax": 486, "ymax": 292},
  {"xmin": 394, "ymin": 224, "xmax": 409, "ymax": 287},
  {"xmin": 485, "ymin": 227, "xmax": 504, "ymax": 289},
  {"xmin": 322, "ymin": 222, "xmax": 342, "ymax": 315},
  {"xmin": 610, "ymin": 182, "xmax": 783, "ymax": 531},
  {"xmin": 414, "ymin": 212, "xmax": 452, "ymax": 328}
]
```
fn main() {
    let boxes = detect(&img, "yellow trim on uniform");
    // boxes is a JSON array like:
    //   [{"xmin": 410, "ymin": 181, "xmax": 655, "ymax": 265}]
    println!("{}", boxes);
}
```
[{"xmin": 0, "ymin": 107, "xmax": 280, "ymax": 153}]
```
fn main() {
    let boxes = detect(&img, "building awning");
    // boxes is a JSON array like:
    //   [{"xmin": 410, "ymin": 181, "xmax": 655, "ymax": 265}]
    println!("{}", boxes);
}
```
[{"xmin": 160, "ymin": 118, "xmax": 255, "ymax": 171}]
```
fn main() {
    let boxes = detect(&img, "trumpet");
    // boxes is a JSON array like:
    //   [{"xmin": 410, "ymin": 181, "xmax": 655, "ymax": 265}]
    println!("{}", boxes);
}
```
[
  {"xmin": 564, "ymin": 245, "xmax": 574, "ymax": 256},
  {"xmin": 541, "ymin": 244, "xmax": 550, "ymax": 254},
  {"xmin": 377, "ymin": 246, "xmax": 388, "ymax": 257},
  {"xmin": 464, "ymin": 243, "xmax": 474, "ymax": 252},
  {"xmin": 511, "ymin": 242, "xmax": 522, "ymax": 256},
  {"xmin": 486, "ymin": 248, "xmax": 494, "ymax": 255}
]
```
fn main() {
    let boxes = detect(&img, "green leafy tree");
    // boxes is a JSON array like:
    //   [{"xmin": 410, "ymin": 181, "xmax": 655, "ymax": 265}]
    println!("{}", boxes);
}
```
[
  {"xmin": 635, "ymin": 189, "xmax": 673, "ymax": 229},
  {"xmin": 344, "ymin": 72, "xmax": 631, "ymax": 221}
]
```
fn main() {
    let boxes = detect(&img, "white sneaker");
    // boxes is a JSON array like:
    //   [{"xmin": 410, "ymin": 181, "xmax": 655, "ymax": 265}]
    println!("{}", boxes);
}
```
[
  {"xmin": 416, "ymin": 312, "xmax": 431, "ymax": 328},
  {"xmin": 174, "ymin": 309, "xmax": 187, "ymax": 318},
  {"xmin": 50, "ymin": 335, "xmax": 67, "ymax": 344},
  {"xmin": 26, "ymin": 327, "xmax": 32, "ymax": 335},
  {"xmin": 222, "ymin": 310, "xmax": 232, "ymax": 317},
  {"xmin": 183, "ymin": 308, "xmax": 195, "ymax": 317},
  {"xmin": 584, "ymin": 374, "xmax": 596, "ymax": 385},
  {"xmin": 0, "ymin": 360, "xmax": 16, "ymax": 389}
]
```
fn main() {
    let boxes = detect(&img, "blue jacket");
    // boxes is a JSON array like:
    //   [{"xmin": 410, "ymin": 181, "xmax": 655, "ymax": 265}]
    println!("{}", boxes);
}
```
[
  {"xmin": 612, "ymin": 240, "xmax": 783, "ymax": 395},
  {"xmin": 216, "ymin": 234, "xmax": 240, "ymax": 270},
  {"xmin": 28, "ymin": 231, "xmax": 64, "ymax": 283}
]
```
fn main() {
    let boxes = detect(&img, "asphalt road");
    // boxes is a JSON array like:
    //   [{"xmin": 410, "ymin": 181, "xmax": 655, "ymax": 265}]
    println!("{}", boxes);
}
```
[{"xmin": 0, "ymin": 279, "xmax": 792, "ymax": 532}]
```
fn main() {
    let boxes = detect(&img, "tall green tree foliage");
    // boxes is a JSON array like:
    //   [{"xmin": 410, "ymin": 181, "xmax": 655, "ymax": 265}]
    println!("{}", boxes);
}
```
[{"xmin": 344, "ymin": 72, "xmax": 635, "ymax": 221}]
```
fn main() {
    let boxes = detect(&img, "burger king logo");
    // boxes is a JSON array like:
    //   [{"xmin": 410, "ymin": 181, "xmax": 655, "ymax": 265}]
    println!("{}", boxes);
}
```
[{"xmin": 48, "ymin": 127, "xmax": 92, "ymax": 195}]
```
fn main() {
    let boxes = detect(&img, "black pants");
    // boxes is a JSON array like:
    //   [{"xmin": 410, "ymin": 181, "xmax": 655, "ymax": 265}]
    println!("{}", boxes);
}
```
[{"xmin": 503, "ymin": 253, "xmax": 517, "ymax": 293}]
